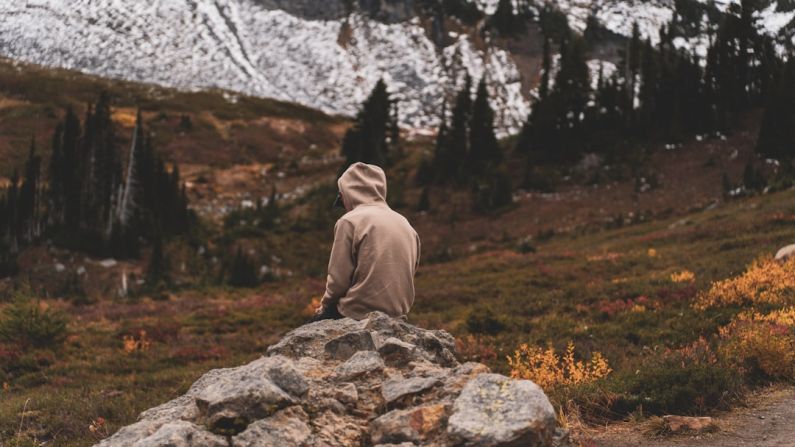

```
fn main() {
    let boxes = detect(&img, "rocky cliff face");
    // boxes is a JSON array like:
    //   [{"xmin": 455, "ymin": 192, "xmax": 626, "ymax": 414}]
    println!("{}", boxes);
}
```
[
  {"xmin": 0, "ymin": 0, "xmax": 529, "ymax": 134},
  {"xmin": 96, "ymin": 312, "xmax": 567, "ymax": 446}
]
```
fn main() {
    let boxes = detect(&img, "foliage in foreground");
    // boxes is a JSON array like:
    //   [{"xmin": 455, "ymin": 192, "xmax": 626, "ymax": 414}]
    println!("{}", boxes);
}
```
[
  {"xmin": 0, "ymin": 294, "xmax": 68, "ymax": 350},
  {"xmin": 505, "ymin": 255, "xmax": 795, "ymax": 419}
]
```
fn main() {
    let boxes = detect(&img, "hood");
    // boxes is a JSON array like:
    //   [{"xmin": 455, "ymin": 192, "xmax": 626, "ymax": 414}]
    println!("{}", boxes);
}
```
[{"xmin": 338, "ymin": 162, "xmax": 387, "ymax": 210}]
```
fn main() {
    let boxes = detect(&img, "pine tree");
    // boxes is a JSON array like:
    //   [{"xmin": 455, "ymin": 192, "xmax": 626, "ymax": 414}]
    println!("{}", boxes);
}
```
[
  {"xmin": 228, "ymin": 247, "xmax": 259, "ymax": 288},
  {"xmin": 146, "ymin": 231, "xmax": 169, "ymax": 288},
  {"xmin": 60, "ymin": 107, "xmax": 82, "ymax": 229},
  {"xmin": 627, "ymin": 22, "xmax": 642, "ymax": 118},
  {"xmin": 757, "ymin": 58, "xmax": 795, "ymax": 162},
  {"xmin": 638, "ymin": 38, "xmax": 659, "ymax": 132},
  {"xmin": 341, "ymin": 80, "xmax": 393, "ymax": 170},
  {"xmin": 539, "ymin": 37, "xmax": 552, "ymax": 101},
  {"xmin": 467, "ymin": 78, "xmax": 502, "ymax": 175},
  {"xmin": 448, "ymin": 74, "xmax": 473, "ymax": 183},
  {"xmin": 430, "ymin": 101, "xmax": 452, "ymax": 184},
  {"xmin": 416, "ymin": 186, "xmax": 431, "ymax": 212},
  {"xmin": 491, "ymin": 0, "xmax": 522, "ymax": 36},
  {"xmin": 18, "ymin": 138, "xmax": 42, "ymax": 244}
]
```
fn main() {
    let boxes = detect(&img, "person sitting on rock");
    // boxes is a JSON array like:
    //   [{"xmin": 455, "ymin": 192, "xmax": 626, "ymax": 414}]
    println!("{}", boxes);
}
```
[{"xmin": 313, "ymin": 162, "xmax": 421, "ymax": 321}]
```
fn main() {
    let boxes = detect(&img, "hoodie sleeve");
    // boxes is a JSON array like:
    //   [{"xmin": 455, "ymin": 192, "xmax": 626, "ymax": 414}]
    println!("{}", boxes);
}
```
[
  {"xmin": 321, "ymin": 218, "xmax": 356, "ymax": 307},
  {"xmin": 414, "ymin": 231, "xmax": 421, "ymax": 274}
]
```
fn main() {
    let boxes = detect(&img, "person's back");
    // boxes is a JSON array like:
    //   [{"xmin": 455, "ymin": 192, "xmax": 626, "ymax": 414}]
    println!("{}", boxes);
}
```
[{"xmin": 317, "ymin": 162, "xmax": 420, "ymax": 320}]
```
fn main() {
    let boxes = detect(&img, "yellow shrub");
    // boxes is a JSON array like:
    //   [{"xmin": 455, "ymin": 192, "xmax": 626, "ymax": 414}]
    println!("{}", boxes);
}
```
[
  {"xmin": 670, "ymin": 270, "xmax": 695, "ymax": 283},
  {"xmin": 122, "ymin": 330, "xmax": 151, "ymax": 354},
  {"xmin": 507, "ymin": 342, "xmax": 611, "ymax": 390},
  {"xmin": 695, "ymin": 257, "xmax": 795, "ymax": 310},
  {"xmin": 718, "ymin": 317, "xmax": 795, "ymax": 380}
]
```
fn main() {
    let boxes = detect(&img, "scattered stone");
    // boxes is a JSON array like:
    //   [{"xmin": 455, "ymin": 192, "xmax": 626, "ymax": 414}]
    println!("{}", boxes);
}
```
[
  {"xmin": 370, "ymin": 403, "xmax": 449, "ymax": 444},
  {"xmin": 325, "ymin": 330, "xmax": 377, "ymax": 360},
  {"xmin": 99, "ymin": 258, "xmax": 117, "ymax": 268},
  {"xmin": 447, "ymin": 374, "xmax": 556, "ymax": 446},
  {"xmin": 265, "ymin": 355, "xmax": 309, "ymax": 397},
  {"xmin": 334, "ymin": 350, "xmax": 385, "ymax": 380},
  {"xmin": 232, "ymin": 407, "xmax": 312, "ymax": 447},
  {"xmin": 135, "ymin": 420, "xmax": 227, "ymax": 447},
  {"xmin": 381, "ymin": 375, "xmax": 440, "ymax": 405},
  {"xmin": 194, "ymin": 375, "xmax": 294, "ymax": 433},
  {"xmin": 378, "ymin": 337, "xmax": 418, "ymax": 365},
  {"xmin": 662, "ymin": 415, "xmax": 717, "ymax": 434},
  {"xmin": 775, "ymin": 244, "xmax": 795, "ymax": 262},
  {"xmin": 334, "ymin": 382, "xmax": 359, "ymax": 405},
  {"xmin": 267, "ymin": 318, "xmax": 365, "ymax": 359}
]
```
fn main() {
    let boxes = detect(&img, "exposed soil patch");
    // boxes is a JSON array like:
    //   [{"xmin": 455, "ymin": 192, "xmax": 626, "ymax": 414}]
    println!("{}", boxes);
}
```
[{"xmin": 583, "ymin": 386, "xmax": 795, "ymax": 447}]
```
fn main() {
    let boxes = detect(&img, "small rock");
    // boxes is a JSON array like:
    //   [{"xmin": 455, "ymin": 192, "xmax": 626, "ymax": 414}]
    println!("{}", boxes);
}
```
[
  {"xmin": 334, "ymin": 351, "xmax": 385, "ymax": 380},
  {"xmin": 310, "ymin": 411, "xmax": 365, "ymax": 447},
  {"xmin": 447, "ymin": 374, "xmax": 556, "ymax": 446},
  {"xmin": 194, "ymin": 375, "xmax": 294, "ymax": 433},
  {"xmin": 266, "ymin": 355, "xmax": 309, "ymax": 397},
  {"xmin": 232, "ymin": 407, "xmax": 312, "ymax": 447},
  {"xmin": 54, "ymin": 263, "xmax": 66, "ymax": 273},
  {"xmin": 99, "ymin": 258, "xmax": 117, "ymax": 268},
  {"xmin": 370, "ymin": 403, "xmax": 449, "ymax": 444},
  {"xmin": 325, "ymin": 330, "xmax": 376, "ymax": 360},
  {"xmin": 662, "ymin": 415, "xmax": 717, "ymax": 433},
  {"xmin": 444, "ymin": 362, "xmax": 491, "ymax": 394},
  {"xmin": 134, "ymin": 420, "xmax": 227, "ymax": 447},
  {"xmin": 334, "ymin": 382, "xmax": 359, "ymax": 405},
  {"xmin": 382, "ymin": 376, "xmax": 440, "ymax": 405},
  {"xmin": 775, "ymin": 244, "xmax": 795, "ymax": 261},
  {"xmin": 378, "ymin": 337, "xmax": 418, "ymax": 365},
  {"xmin": 267, "ymin": 318, "xmax": 366, "ymax": 359}
]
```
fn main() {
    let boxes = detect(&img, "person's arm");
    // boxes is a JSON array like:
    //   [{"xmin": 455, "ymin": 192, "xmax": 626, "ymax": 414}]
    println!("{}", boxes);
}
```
[
  {"xmin": 414, "ymin": 231, "xmax": 421, "ymax": 275},
  {"xmin": 320, "ymin": 219, "xmax": 356, "ymax": 310}
]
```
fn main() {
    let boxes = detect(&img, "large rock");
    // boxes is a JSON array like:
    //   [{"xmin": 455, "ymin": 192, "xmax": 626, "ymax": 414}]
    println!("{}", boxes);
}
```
[
  {"xmin": 447, "ymin": 374, "xmax": 557, "ymax": 446},
  {"xmin": 96, "ymin": 312, "xmax": 564, "ymax": 447}
]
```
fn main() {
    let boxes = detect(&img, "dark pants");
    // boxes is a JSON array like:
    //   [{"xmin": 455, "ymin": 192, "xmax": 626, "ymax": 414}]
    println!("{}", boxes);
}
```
[{"xmin": 312, "ymin": 302, "xmax": 344, "ymax": 322}]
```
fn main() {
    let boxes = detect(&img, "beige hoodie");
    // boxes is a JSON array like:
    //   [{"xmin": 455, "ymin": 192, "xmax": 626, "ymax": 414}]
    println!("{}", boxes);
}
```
[{"xmin": 321, "ymin": 162, "xmax": 421, "ymax": 320}]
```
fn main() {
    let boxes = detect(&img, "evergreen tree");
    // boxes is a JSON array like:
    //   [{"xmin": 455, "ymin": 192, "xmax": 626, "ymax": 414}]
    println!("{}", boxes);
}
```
[
  {"xmin": 627, "ymin": 22, "xmax": 642, "ymax": 118},
  {"xmin": 146, "ymin": 231, "xmax": 169, "ymax": 289},
  {"xmin": 228, "ymin": 247, "xmax": 259, "ymax": 288},
  {"xmin": 539, "ymin": 37, "xmax": 552, "ymax": 101},
  {"xmin": 448, "ymin": 74, "xmax": 473, "ymax": 183},
  {"xmin": 467, "ymin": 78, "xmax": 502, "ymax": 175},
  {"xmin": 18, "ymin": 138, "xmax": 42, "ymax": 244},
  {"xmin": 638, "ymin": 38, "xmax": 659, "ymax": 132},
  {"xmin": 490, "ymin": 0, "xmax": 523, "ymax": 36},
  {"xmin": 430, "ymin": 101, "xmax": 452, "ymax": 184},
  {"xmin": 757, "ymin": 58, "xmax": 795, "ymax": 162},
  {"xmin": 416, "ymin": 186, "xmax": 431, "ymax": 212},
  {"xmin": 340, "ymin": 80, "xmax": 395, "ymax": 170}
]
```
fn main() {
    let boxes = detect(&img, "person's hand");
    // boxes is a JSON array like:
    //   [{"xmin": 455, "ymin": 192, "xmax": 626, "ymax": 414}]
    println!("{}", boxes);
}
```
[{"xmin": 314, "ymin": 303, "xmax": 324, "ymax": 317}]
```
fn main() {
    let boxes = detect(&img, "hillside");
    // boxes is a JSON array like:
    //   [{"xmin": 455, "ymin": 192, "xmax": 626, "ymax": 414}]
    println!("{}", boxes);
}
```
[{"xmin": 2, "ymin": 1, "xmax": 794, "ymax": 137}]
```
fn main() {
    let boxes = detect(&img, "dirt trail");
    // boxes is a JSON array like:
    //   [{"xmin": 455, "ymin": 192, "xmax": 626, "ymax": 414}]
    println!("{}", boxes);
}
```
[{"xmin": 584, "ymin": 386, "xmax": 795, "ymax": 447}]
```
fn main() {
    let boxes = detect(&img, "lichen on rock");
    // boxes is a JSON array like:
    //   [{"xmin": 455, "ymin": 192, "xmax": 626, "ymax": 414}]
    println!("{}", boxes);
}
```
[{"xmin": 95, "ymin": 312, "xmax": 564, "ymax": 447}]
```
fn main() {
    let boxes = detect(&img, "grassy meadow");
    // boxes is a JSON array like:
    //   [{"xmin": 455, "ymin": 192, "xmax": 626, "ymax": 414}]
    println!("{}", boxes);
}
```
[{"xmin": 3, "ymin": 184, "xmax": 795, "ymax": 445}]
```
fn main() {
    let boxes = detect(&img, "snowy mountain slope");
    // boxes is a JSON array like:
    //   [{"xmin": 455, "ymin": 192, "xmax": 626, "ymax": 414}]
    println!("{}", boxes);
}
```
[
  {"xmin": 0, "ymin": 0, "xmax": 528, "ymax": 134},
  {"xmin": 474, "ymin": 0, "xmax": 794, "ymax": 46},
  {"xmin": 2, "ymin": 0, "xmax": 792, "ymax": 139}
]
